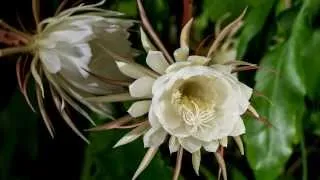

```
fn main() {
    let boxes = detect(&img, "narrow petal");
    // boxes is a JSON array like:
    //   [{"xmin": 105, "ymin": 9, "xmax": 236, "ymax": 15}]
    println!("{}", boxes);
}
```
[
  {"xmin": 233, "ymin": 136, "xmax": 244, "ymax": 155},
  {"xmin": 146, "ymin": 51, "xmax": 169, "ymax": 74},
  {"xmin": 116, "ymin": 61, "xmax": 148, "ymax": 79},
  {"xmin": 128, "ymin": 100, "xmax": 151, "ymax": 117},
  {"xmin": 173, "ymin": 47, "xmax": 189, "ymax": 61},
  {"xmin": 180, "ymin": 18, "xmax": 193, "ymax": 48},
  {"xmin": 114, "ymin": 123, "xmax": 150, "ymax": 148},
  {"xmin": 169, "ymin": 136, "xmax": 180, "ymax": 154},
  {"xmin": 192, "ymin": 150, "xmax": 201, "ymax": 176},
  {"xmin": 204, "ymin": 140, "xmax": 219, "ymax": 152},
  {"xmin": 129, "ymin": 76, "xmax": 155, "ymax": 98},
  {"xmin": 140, "ymin": 27, "xmax": 157, "ymax": 52},
  {"xmin": 39, "ymin": 50, "xmax": 61, "ymax": 73},
  {"xmin": 178, "ymin": 137, "xmax": 201, "ymax": 153},
  {"xmin": 132, "ymin": 147, "xmax": 158, "ymax": 180},
  {"xmin": 143, "ymin": 127, "xmax": 167, "ymax": 147},
  {"xmin": 248, "ymin": 104, "xmax": 260, "ymax": 118}
]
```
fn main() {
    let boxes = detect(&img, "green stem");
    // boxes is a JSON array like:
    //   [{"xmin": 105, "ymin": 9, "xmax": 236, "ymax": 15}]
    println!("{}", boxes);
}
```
[
  {"xmin": 0, "ymin": 46, "xmax": 32, "ymax": 57},
  {"xmin": 300, "ymin": 127, "xmax": 308, "ymax": 180}
]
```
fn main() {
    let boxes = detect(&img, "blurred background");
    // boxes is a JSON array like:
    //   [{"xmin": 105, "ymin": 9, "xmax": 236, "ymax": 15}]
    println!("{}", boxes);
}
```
[{"xmin": 0, "ymin": 0, "xmax": 320, "ymax": 179}]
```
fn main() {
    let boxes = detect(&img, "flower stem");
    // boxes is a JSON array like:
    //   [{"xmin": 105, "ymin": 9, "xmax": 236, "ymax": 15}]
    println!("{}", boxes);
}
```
[{"xmin": 0, "ymin": 46, "xmax": 32, "ymax": 57}]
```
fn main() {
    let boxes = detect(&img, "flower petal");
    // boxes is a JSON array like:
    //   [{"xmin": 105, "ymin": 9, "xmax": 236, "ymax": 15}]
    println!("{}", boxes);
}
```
[
  {"xmin": 148, "ymin": 106, "xmax": 161, "ymax": 128},
  {"xmin": 129, "ymin": 76, "xmax": 155, "ymax": 98},
  {"xmin": 169, "ymin": 136, "xmax": 180, "ymax": 154},
  {"xmin": 192, "ymin": 150, "xmax": 201, "ymax": 175},
  {"xmin": 114, "ymin": 123, "xmax": 150, "ymax": 148},
  {"xmin": 128, "ymin": 100, "xmax": 151, "ymax": 117},
  {"xmin": 229, "ymin": 119, "xmax": 245, "ymax": 136},
  {"xmin": 146, "ymin": 51, "xmax": 169, "ymax": 74},
  {"xmin": 173, "ymin": 47, "xmax": 189, "ymax": 61},
  {"xmin": 140, "ymin": 27, "xmax": 157, "ymax": 52},
  {"xmin": 116, "ymin": 61, "xmax": 148, "ymax": 79},
  {"xmin": 178, "ymin": 137, "xmax": 202, "ymax": 153},
  {"xmin": 39, "ymin": 50, "xmax": 61, "ymax": 73},
  {"xmin": 165, "ymin": 61, "xmax": 192, "ymax": 73},
  {"xmin": 187, "ymin": 55, "xmax": 210, "ymax": 65},
  {"xmin": 143, "ymin": 127, "xmax": 167, "ymax": 147},
  {"xmin": 203, "ymin": 140, "xmax": 219, "ymax": 152}
]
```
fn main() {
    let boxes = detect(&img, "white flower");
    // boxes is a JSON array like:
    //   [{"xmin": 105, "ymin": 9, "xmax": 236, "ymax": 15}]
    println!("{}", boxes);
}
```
[
  {"xmin": 88, "ymin": 8, "xmax": 256, "ymax": 180},
  {"xmin": 0, "ymin": 0, "xmax": 136, "ymax": 141},
  {"xmin": 143, "ymin": 62, "xmax": 251, "ymax": 153}
]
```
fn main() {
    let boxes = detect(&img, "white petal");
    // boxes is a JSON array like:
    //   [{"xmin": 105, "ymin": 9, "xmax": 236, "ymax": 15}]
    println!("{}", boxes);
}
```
[
  {"xmin": 178, "ymin": 137, "xmax": 202, "ymax": 153},
  {"xmin": 143, "ymin": 127, "xmax": 167, "ymax": 147},
  {"xmin": 169, "ymin": 136, "xmax": 180, "ymax": 154},
  {"xmin": 192, "ymin": 150, "xmax": 201, "ymax": 175},
  {"xmin": 129, "ymin": 76, "xmax": 155, "ymax": 98},
  {"xmin": 116, "ymin": 61, "xmax": 148, "ymax": 79},
  {"xmin": 113, "ymin": 124, "xmax": 149, "ymax": 148},
  {"xmin": 237, "ymin": 82, "xmax": 253, "ymax": 114},
  {"xmin": 128, "ymin": 100, "xmax": 151, "ymax": 117},
  {"xmin": 49, "ymin": 29, "xmax": 92, "ymax": 43},
  {"xmin": 140, "ymin": 27, "xmax": 157, "ymax": 52},
  {"xmin": 39, "ymin": 50, "xmax": 61, "ymax": 73},
  {"xmin": 148, "ymin": 106, "xmax": 161, "ymax": 128},
  {"xmin": 211, "ymin": 64, "xmax": 233, "ymax": 74},
  {"xmin": 151, "ymin": 74, "xmax": 171, "ymax": 95},
  {"xmin": 173, "ymin": 47, "xmax": 189, "ymax": 61},
  {"xmin": 203, "ymin": 140, "xmax": 219, "ymax": 152},
  {"xmin": 165, "ymin": 61, "xmax": 192, "ymax": 73},
  {"xmin": 230, "ymin": 119, "xmax": 245, "ymax": 136},
  {"xmin": 233, "ymin": 136, "xmax": 244, "ymax": 155},
  {"xmin": 146, "ymin": 51, "xmax": 169, "ymax": 74},
  {"xmin": 187, "ymin": 55, "xmax": 210, "ymax": 65}
]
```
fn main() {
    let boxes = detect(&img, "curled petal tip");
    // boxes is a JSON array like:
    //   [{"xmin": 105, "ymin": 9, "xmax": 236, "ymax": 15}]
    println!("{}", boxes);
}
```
[{"xmin": 180, "ymin": 18, "xmax": 193, "ymax": 48}]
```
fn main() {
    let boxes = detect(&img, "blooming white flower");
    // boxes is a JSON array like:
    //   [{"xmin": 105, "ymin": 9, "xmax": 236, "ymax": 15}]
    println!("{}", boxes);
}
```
[
  {"xmin": 87, "ymin": 9, "xmax": 258, "ymax": 179},
  {"xmin": 87, "ymin": 6, "xmax": 258, "ymax": 180}
]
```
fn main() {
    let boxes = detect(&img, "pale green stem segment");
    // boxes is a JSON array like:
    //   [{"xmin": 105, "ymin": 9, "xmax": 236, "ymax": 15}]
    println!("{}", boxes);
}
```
[{"xmin": 0, "ymin": 46, "xmax": 33, "ymax": 58}]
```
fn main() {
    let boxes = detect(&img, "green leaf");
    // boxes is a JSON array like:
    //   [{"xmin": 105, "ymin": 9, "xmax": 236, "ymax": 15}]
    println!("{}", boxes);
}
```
[
  {"xmin": 245, "ymin": 0, "xmax": 320, "ymax": 179},
  {"xmin": 81, "ymin": 118, "xmax": 173, "ymax": 180},
  {"xmin": 245, "ymin": 43, "xmax": 305, "ymax": 180},
  {"xmin": 237, "ymin": 0, "xmax": 276, "ymax": 58},
  {"xmin": 0, "ymin": 91, "xmax": 38, "ymax": 179}
]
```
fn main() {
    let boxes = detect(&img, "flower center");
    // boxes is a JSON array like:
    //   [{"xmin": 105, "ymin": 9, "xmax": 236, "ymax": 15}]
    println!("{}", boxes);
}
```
[{"xmin": 171, "ymin": 76, "xmax": 217, "ymax": 133}]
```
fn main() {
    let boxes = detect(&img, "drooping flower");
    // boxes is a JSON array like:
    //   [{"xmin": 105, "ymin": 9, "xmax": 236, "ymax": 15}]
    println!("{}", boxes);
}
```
[
  {"xmin": 87, "ymin": 4, "xmax": 261, "ymax": 180},
  {"xmin": 0, "ymin": 0, "xmax": 136, "ymax": 141}
]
